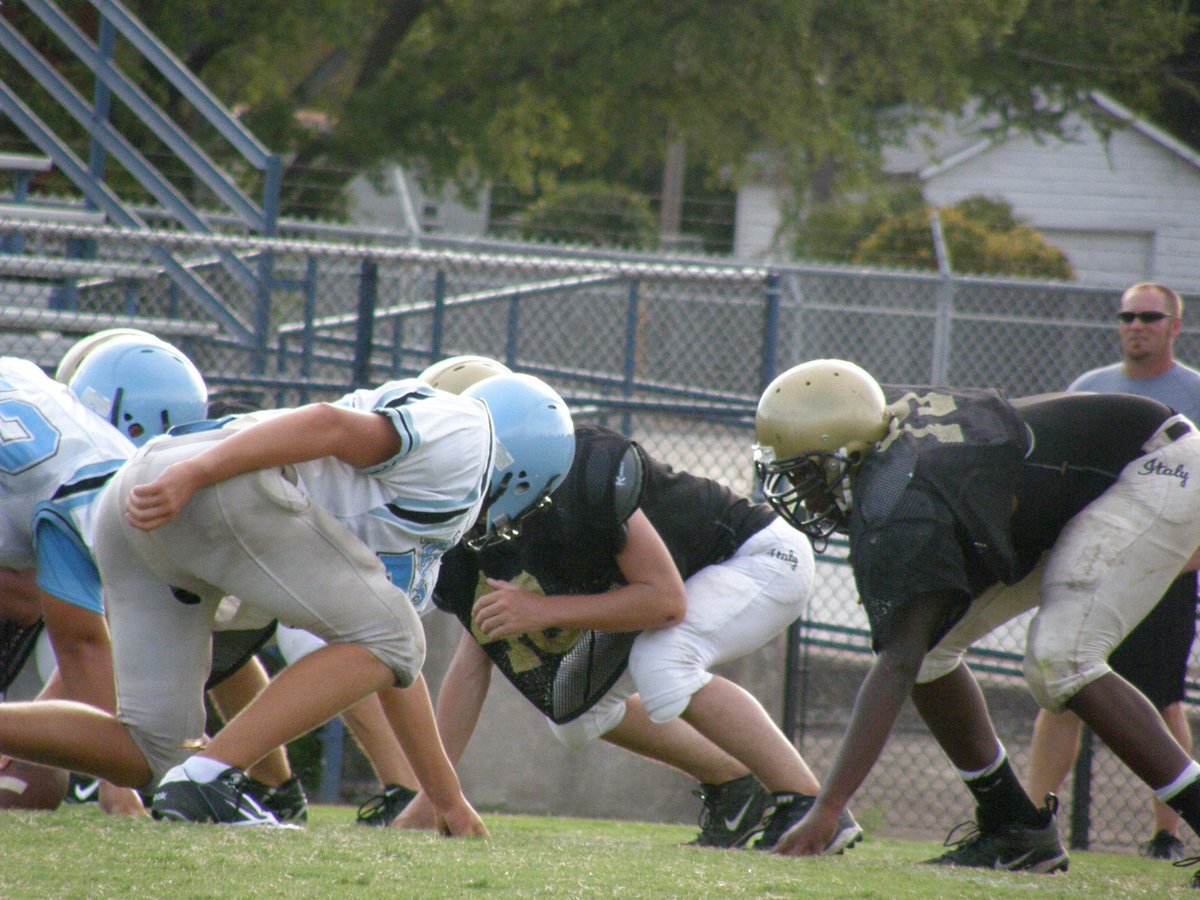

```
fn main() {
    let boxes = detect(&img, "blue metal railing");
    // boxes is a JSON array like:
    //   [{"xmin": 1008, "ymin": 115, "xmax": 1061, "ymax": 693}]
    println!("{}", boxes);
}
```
[{"xmin": 0, "ymin": 0, "xmax": 283, "ymax": 349}]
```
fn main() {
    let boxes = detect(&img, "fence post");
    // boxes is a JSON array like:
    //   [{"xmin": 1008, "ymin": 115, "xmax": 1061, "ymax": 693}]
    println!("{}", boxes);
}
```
[
  {"xmin": 622, "ymin": 278, "xmax": 640, "ymax": 435},
  {"xmin": 1068, "ymin": 726, "xmax": 1095, "ymax": 849},
  {"xmin": 351, "ymin": 258, "xmax": 377, "ymax": 389},
  {"xmin": 929, "ymin": 211, "xmax": 954, "ymax": 385},
  {"xmin": 760, "ymin": 272, "xmax": 781, "ymax": 392},
  {"xmin": 430, "ymin": 269, "xmax": 446, "ymax": 362},
  {"xmin": 318, "ymin": 718, "xmax": 345, "ymax": 804},
  {"xmin": 782, "ymin": 620, "xmax": 805, "ymax": 746}
]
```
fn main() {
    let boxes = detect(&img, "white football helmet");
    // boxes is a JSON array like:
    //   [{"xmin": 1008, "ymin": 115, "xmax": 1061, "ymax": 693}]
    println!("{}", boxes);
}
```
[
  {"xmin": 754, "ymin": 359, "xmax": 890, "ymax": 541},
  {"xmin": 417, "ymin": 354, "xmax": 511, "ymax": 395}
]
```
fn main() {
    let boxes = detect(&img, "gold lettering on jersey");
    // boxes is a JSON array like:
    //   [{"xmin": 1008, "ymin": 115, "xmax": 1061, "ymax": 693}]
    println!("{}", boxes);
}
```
[
  {"xmin": 470, "ymin": 619, "xmax": 542, "ymax": 672},
  {"xmin": 878, "ymin": 391, "xmax": 964, "ymax": 452},
  {"xmin": 469, "ymin": 568, "xmax": 579, "ymax": 672}
]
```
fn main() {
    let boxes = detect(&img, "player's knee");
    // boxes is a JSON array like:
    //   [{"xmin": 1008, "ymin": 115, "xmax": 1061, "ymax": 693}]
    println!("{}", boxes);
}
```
[
  {"xmin": 1023, "ymin": 644, "xmax": 1110, "ymax": 712},
  {"xmin": 548, "ymin": 702, "xmax": 625, "ymax": 750},
  {"xmin": 638, "ymin": 669, "xmax": 712, "ymax": 724},
  {"xmin": 915, "ymin": 647, "xmax": 963, "ymax": 684},
  {"xmin": 369, "ymin": 626, "xmax": 425, "ymax": 688}
]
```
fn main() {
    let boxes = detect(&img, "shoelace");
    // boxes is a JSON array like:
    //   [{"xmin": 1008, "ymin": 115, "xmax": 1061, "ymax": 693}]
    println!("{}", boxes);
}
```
[
  {"xmin": 939, "ymin": 820, "xmax": 983, "ymax": 848},
  {"xmin": 225, "ymin": 771, "xmax": 259, "ymax": 817},
  {"xmin": 690, "ymin": 786, "xmax": 717, "ymax": 831},
  {"xmin": 356, "ymin": 785, "xmax": 410, "ymax": 823}
]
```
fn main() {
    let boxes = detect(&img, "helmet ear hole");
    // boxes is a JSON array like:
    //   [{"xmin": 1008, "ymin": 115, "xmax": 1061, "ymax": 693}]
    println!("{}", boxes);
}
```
[{"xmin": 67, "ymin": 336, "xmax": 208, "ymax": 446}]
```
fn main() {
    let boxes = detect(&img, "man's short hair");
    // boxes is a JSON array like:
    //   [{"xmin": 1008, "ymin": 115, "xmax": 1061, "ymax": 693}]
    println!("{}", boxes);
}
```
[{"xmin": 1123, "ymin": 282, "xmax": 1183, "ymax": 318}]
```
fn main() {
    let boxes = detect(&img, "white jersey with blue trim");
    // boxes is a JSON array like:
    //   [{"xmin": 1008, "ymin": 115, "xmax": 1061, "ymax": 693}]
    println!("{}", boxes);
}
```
[
  {"xmin": 0, "ymin": 358, "xmax": 134, "ymax": 569},
  {"xmin": 228, "ymin": 380, "xmax": 494, "ymax": 615}
]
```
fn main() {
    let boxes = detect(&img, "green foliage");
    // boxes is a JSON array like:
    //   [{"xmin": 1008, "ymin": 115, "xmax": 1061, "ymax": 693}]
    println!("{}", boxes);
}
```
[
  {"xmin": 511, "ymin": 181, "xmax": 657, "ymax": 248},
  {"xmin": 3, "ymin": 1, "xmax": 1197, "ymax": 233},
  {"xmin": 791, "ymin": 185, "xmax": 926, "ymax": 263},
  {"xmin": 854, "ymin": 195, "xmax": 1075, "ymax": 279},
  {"xmin": 0, "ymin": 805, "xmax": 1186, "ymax": 899}
]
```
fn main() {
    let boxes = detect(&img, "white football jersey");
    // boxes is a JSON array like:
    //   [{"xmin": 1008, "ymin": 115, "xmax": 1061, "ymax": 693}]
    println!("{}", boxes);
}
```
[
  {"xmin": 0, "ymin": 357, "xmax": 135, "ymax": 569},
  {"xmin": 227, "ymin": 380, "xmax": 494, "ymax": 614}
]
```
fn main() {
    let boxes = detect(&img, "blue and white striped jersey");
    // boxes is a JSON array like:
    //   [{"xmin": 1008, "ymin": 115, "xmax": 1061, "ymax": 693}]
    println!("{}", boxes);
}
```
[
  {"xmin": 227, "ymin": 380, "xmax": 494, "ymax": 615},
  {"xmin": 0, "ymin": 357, "xmax": 135, "ymax": 612}
]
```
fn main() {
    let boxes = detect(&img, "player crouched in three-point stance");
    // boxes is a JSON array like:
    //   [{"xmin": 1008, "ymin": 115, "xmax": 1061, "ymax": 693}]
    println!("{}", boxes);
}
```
[
  {"xmin": 0, "ymin": 333, "xmax": 208, "ymax": 816},
  {"xmin": 0, "ymin": 371, "xmax": 573, "ymax": 833},
  {"xmin": 399, "ymin": 356, "xmax": 860, "ymax": 853},
  {"xmin": 753, "ymin": 359, "xmax": 1200, "ymax": 888}
]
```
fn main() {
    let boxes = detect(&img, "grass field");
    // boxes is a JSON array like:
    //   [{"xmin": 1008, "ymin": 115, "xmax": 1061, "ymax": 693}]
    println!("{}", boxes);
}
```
[{"xmin": 0, "ymin": 804, "xmax": 1192, "ymax": 899}]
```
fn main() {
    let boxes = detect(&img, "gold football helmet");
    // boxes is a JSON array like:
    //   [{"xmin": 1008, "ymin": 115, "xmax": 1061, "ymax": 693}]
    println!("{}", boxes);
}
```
[
  {"xmin": 754, "ymin": 359, "xmax": 889, "ymax": 541},
  {"xmin": 417, "ymin": 354, "xmax": 511, "ymax": 395}
]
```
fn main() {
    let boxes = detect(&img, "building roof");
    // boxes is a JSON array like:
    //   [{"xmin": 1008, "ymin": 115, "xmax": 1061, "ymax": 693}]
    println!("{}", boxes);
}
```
[{"xmin": 882, "ymin": 91, "xmax": 1200, "ymax": 181}]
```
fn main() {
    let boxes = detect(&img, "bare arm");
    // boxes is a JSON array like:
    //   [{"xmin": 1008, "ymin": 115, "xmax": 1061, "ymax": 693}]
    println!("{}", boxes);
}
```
[
  {"xmin": 773, "ymin": 591, "xmax": 959, "ymax": 856},
  {"xmin": 125, "ymin": 404, "xmax": 402, "ymax": 531},
  {"xmin": 472, "ymin": 510, "xmax": 687, "ymax": 637},
  {"xmin": 376, "ymin": 673, "xmax": 489, "ymax": 838},
  {"xmin": 395, "ymin": 630, "xmax": 494, "ymax": 830},
  {"xmin": 0, "ymin": 568, "xmax": 41, "ymax": 625},
  {"xmin": 435, "ymin": 631, "xmax": 495, "ymax": 765}
]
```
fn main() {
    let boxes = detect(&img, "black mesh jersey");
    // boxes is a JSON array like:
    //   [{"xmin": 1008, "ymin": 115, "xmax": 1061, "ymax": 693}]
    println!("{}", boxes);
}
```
[
  {"xmin": 849, "ymin": 387, "xmax": 1030, "ymax": 648},
  {"xmin": 848, "ymin": 388, "xmax": 1176, "ymax": 650},
  {"xmin": 1008, "ymin": 391, "xmax": 1175, "ymax": 573},
  {"xmin": 432, "ymin": 424, "xmax": 776, "ymax": 723}
]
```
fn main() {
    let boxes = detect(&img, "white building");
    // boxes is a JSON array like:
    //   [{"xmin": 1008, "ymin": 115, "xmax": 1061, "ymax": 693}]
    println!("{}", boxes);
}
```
[{"xmin": 735, "ymin": 92, "xmax": 1200, "ymax": 292}]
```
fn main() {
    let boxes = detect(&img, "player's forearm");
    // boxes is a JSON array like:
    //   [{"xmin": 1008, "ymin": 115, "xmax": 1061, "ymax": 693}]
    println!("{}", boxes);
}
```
[
  {"xmin": 819, "ymin": 648, "xmax": 918, "ymax": 810},
  {"xmin": 542, "ymin": 582, "xmax": 684, "ymax": 633},
  {"xmin": 434, "ymin": 636, "xmax": 492, "ymax": 765},
  {"xmin": 185, "ymin": 405, "xmax": 355, "ymax": 486},
  {"xmin": 384, "ymin": 674, "xmax": 468, "ymax": 809}
]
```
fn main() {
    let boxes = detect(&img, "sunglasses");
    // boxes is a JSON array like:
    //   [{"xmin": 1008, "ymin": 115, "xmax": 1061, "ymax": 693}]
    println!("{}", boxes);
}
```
[{"xmin": 1116, "ymin": 311, "xmax": 1178, "ymax": 324}]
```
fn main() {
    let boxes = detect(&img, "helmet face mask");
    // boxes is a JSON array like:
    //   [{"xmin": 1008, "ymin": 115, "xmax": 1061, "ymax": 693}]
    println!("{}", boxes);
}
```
[
  {"xmin": 754, "ymin": 359, "xmax": 889, "ymax": 544},
  {"xmin": 754, "ymin": 446, "xmax": 855, "ymax": 542}
]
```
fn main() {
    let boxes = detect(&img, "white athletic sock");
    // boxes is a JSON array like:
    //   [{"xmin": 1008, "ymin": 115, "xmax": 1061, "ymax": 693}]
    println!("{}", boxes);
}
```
[
  {"xmin": 954, "ymin": 744, "xmax": 1006, "ymax": 783},
  {"xmin": 159, "ymin": 755, "xmax": 230, "ymax": 785},
  {"xmin": 1155, "ymin": 760, "xmax": 1200, "ymax": 802}
]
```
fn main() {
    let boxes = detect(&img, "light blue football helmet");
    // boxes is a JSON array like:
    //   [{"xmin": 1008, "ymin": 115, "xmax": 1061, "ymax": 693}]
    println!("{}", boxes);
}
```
[
  {"xmin": 462, "ymin": 373, "xmax": 574, "ymax": 549},
  {"xmin": 68, "ymin": 337, "xmax": 209, "ymax": 446}
]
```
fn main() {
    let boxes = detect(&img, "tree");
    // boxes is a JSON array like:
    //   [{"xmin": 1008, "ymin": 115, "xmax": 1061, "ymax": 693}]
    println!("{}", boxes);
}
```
[
  {"xmin": 853, "ymin": 195, "xmax": 1074, "ymax": 280},
  {"xmin": 508, "ymin": 180, "xmax": 657, "ymax": 248},
  {"xmin": 4, "ymin": 1, "xmax": 1197, "ymax": 230}
]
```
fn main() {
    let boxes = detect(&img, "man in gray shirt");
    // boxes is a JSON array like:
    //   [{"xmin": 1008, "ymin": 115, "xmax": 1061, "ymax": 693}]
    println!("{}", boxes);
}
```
[{"xmin": 1027, "ymin": 282, "xmax": 1200, "ymax": 860}]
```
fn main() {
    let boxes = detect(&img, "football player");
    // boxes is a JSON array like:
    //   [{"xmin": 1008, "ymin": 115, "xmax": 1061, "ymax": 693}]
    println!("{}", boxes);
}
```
[
  {"xmin": 0, "ymin": 336, "xmax": 207, "ymax": 815},
  {"xmin": 398, "ymin": 357, "xmax": 862, "ymax": 853},
  {"xmin": 0, "ymin": 371, "xmax": 572, "ymax": 835},
  {"xmin": 753, "ymin": 359, "xmax": 1200, "ymax": 888}
]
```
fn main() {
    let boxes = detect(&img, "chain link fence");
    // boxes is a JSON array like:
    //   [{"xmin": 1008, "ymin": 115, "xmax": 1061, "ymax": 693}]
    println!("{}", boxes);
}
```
[{"xmin": 1, "ymin": 216, "xmax": 1193, "ymax": 852}]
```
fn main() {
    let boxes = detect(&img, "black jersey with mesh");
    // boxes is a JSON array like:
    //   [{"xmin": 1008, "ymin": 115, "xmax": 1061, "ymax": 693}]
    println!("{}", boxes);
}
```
[
  {"xmin": 433, "ymin": 424, "xmax": 776, "ymax": 724},
  {"xmin": 849, "ymin": 386, "xmax": 1030, "ymax": 648},
  {"xmin": 0, "ymin": 617, "xmax": 43, "ymax": 692},
  {"xmin": 848, "ymin": 388, "xmax": 1176, "ymax": 650}
]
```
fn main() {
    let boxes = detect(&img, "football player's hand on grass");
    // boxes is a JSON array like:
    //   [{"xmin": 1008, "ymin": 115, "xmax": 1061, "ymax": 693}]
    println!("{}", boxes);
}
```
[
  {"xmin": 772, "ymin": 799, "xmax": 839, "ymax": 857},
  {"xmin": 436, "ymin": 797, "xmax": 490, "ymax": 838},
  {"xmin": 98, "ymin": 780, "xmax": 146, "ymax": 817},
  {"xmin": 392, "ymin": 789, "xmax": 438, "ymax": 831}
]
